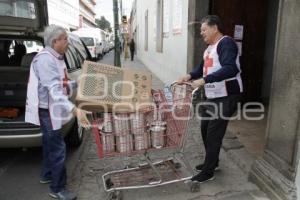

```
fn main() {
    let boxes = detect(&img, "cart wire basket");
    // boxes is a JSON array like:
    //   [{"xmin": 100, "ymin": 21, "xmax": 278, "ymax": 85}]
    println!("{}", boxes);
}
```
[{"xmin": 91, "ymin": 82, "xmax": 200, "ymax": 199}]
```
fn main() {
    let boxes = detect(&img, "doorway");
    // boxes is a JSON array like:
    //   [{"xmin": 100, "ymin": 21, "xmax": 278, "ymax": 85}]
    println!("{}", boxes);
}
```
[{"xmin": 210, "ymin": 0, "xmax": 268, "ymax": 102}]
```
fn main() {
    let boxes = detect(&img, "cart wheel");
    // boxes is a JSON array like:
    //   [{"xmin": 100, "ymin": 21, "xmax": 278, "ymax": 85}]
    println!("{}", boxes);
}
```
[
  {"xmin": 105, "ymin": 178, "xmax": 114, "ymax": 189},
  {"xmin": 174, "ymin": 162, "xmax": 182, "ymax": 169},
  {"xmin": 190, "ymin": 181, "xmax": 200, "ymax": 193},
  {"xmin": 107, "ymin": 191, "xmax": 123, "ymax": 200}
]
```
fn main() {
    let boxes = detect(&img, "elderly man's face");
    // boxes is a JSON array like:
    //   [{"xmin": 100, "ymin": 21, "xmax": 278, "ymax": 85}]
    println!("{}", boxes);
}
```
[
  {"xmin": 53, "ymin": 32, "xmax": 68, "ymax": 55},
  {"xmin": 200, "ymin": 22, "xmax": 218, "ymax": 45}
]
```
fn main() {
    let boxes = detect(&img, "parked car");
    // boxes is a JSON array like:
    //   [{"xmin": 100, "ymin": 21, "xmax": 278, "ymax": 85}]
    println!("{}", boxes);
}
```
[
  {"xmin": 0, "ymin": 0, "xmax": 92, "ymax": 148},
  {"xmin": 72, "ymin": 27, "xmax": 104, "ymax": 60}
]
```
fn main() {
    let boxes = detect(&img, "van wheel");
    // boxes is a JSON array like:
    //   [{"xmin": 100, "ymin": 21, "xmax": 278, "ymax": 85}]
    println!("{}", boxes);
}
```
[{"xmin": 66, "ymin": 120, "xmax": 84, "ymax": 147}]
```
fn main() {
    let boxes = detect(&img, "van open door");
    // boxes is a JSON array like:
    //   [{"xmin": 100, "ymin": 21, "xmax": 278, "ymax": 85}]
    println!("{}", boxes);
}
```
[{"xmin": 0, "ymin": 0, "xmax": 48, "ymax": 33}]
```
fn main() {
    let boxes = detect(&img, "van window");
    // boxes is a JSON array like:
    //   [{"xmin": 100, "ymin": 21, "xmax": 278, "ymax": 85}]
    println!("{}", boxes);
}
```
[
  {"xmin": 0, "ymin": 39, "xmax": 42, "ymax": 66},
  {"xmin": 69, "ymin": 45, "xmax": 81, "ymax": 68},
  {"xmin": 24, "ymin": 41, "xmax": 43, "ymax": 53},
  {"xmin": 66, "ymin": 44, "xmax": 86, "ymax": 70},
  {"xmin": 0, "ymin": 0, "xmax": 36, "ymax": 19},
  {"xmin": 80, "ymin": 37, "xmax": 94, "ymax": 46},
  {"xmin": 69, "ymin": 38, "xmax": 88, "ymax": 60},
  {"xmin": 65, "ymin": 50, "xmax": 77, "ymax": 70},
  {"xmin": 25, "ymin": 41, "xmax": 33, "ymax": 47}
]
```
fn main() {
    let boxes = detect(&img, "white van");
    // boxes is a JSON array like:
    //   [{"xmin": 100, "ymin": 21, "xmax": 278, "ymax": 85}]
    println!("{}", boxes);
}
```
[
  {"xmin": 72, "ymin": 28, "xmax": 104, "ymax": 60},
  {"xmin": 100, "ymin": 30, "xmax": 110, "ymax": 54},
  {"xmin": 0, "ymin": 0, "xmax": 92, "ymax": 148}
]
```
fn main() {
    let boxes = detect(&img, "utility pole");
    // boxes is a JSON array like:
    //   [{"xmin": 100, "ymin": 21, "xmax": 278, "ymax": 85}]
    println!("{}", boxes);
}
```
[{"xmin": 113, "ymin": 0, "xmax": 121, "ymax": 67}]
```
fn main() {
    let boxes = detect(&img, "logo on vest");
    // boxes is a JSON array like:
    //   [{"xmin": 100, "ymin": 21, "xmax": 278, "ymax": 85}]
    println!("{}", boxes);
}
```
[
  {"xmin": 205, "ymin": 84, "xmax": 215, "ymax": 88},
  {"xmin": 204, "ymin": 55, "xmax": 213, "ymax": 76}
]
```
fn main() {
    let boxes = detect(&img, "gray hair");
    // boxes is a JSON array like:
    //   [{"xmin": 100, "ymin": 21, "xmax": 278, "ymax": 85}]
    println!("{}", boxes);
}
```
[
  {"xmin": 44, "ymin": 24, "xmax": 67, "ymax": 47},
  {"xmin": 201, "ymin": 15, "xmax": 224, "ymax": 34}
]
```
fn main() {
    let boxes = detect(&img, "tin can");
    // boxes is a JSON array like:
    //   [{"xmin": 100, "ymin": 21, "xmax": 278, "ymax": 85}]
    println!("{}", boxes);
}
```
[
  {"xmin": 133, "ymin": 133, "xmax": 150, "ymax": 150},
  {"xmin": 130, "ymin": 113, "xmax": 145, "ymax": 134},
  {"xmin": 103, "ymin": 113, "xmax": 113, "ymax": 132},
  {"xmin": 113, "ymin": 114, "xmax": 130, "ymax": 136},
  {"xmin": 130, "ymin": 113, "xmax": 149, "ymax": 150},
  {"xmin": 150, "ymin": 125, "xmax": 166, "ymax": 149},
  {"xmin": 116, "ymin": 134, "xmax": 133, "ymax": 153},
  {"xmin": 150, "ymin": 121, "xmax": 167, "ymax": 127},
  {"xmin": 101, "ymin": 131, "xmax": 115, "ymax": 153}
]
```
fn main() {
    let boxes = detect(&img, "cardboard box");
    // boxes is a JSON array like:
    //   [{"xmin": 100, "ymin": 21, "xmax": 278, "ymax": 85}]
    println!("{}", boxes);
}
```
[{"xmin": 76, "ymin": 61, "xmax": 152, "ymax": 112}]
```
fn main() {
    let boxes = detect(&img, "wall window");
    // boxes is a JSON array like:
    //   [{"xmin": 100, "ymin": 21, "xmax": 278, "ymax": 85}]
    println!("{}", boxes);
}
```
[
  {"xmin": 144, "ymin": 10, "xmax": 148, "ymax": 51},
  {"xmin": 156, "ymin": 0, "xmax": 163, "ymax": 52}
]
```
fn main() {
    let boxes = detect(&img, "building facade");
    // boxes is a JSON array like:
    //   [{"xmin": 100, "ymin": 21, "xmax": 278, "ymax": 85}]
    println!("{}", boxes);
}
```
[
  {"xmin": 79, "ymin": 0, "xmax": 97, "ymax": 28},
  {"xmin": 129, "ymin": 0, "xmax": 137, "ymax": 42},
  {"xmin": 47, "ymin": 0, "xmax": 79, "ymax": 30},
  {"xmin": 135, "ymin": 0, "xmax": 189, "ymax": 84},
  {"xmin": 47, "ymin": 0, "xmax": 97, "ymax": 30},
  {"xmin": 133, "ymin": 0, "xmax": 300, "ymax": 199}
]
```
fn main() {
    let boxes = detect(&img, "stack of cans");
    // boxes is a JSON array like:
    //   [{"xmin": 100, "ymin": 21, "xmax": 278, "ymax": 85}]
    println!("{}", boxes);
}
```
[
  {"xmin": 114, "ymin": 114, "xmax": 133, "ymax": 153},
  {"xmin": 98, "ymin": 113, "xmax": 168, "ymax": 153},
  {"xmin": 101, "ymin": 113, "xmax": 115, "ymax": 153},
  {"xmin": 130, "ymin": 113, "xmax": 149, "ymax": 150},
  {"xmin": 103, "ymin": 113, "xmax": 113, "ymax": 132}
]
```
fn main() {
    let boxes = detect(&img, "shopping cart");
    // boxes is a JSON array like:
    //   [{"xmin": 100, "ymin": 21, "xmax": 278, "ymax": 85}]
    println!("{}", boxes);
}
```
[{"xmin": 91, "ymin": 82, "xmax": 200, "ymax": 200}]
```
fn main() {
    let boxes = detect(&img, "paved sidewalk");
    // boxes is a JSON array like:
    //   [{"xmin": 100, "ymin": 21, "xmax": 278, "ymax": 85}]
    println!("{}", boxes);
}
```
[{"xmin": 69, "ymin": 53, "xmax": 270, "ymax": 200}]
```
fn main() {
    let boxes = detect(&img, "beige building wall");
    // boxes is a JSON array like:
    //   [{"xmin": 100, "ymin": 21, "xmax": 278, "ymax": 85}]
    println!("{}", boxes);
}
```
[
  {"xmin": 47, "ymin": 0, "xmax": 79, "ymax": 30},
  {"xmin": 135, "ymin": 0, "xmax": 189, "ymax": 84}
]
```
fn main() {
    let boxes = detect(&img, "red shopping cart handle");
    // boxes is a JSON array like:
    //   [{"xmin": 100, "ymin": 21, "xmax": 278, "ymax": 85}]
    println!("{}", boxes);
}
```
[
  {"xmin": 171, "ymin": 81, "xmax": 192, "ymax": 86},
  {"xmin": 170, "ymin": 81, "xmax": 195, "ymax": 91},
  {"xmin": 171, "ymin": 81, "xmax": 202, "ymax": 96}
]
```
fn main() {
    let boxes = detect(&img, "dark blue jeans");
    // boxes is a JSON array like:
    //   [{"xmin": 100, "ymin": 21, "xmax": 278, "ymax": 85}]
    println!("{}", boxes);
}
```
[
  {"xmin": 39, "ymin": 108, "xmax": 66, "ymax": 193},
  {"xmin": 199, "ymin": 95, "xmax": 241, "ymax": 174}
]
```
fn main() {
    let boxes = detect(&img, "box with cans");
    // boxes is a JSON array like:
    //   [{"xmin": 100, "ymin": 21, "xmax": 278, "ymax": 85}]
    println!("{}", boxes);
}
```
[
  {"xmin": 76, "ymin": 61, "xmax": 152, "ymax": 113},
  {"xmin": 98, "ymin": 112, "xmax": 168, "ymax": 154}
]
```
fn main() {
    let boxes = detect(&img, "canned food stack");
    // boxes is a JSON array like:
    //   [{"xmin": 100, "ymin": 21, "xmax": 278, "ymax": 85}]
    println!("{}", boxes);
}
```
[
  {"xmin": 116, "ymin": 134, "xmax": 133, "ymax": 153},
  {"xmin": 114, "ymin": 114, "xmax": 133, "ymax": 153},
  {"xmin": 101, "ymin": 132, "xmax": 115, "ymax": 153},
  {"xmin": 101, "ymin": 113, "xmax": 115, "ymax": 153},
  {"xmin": 130, "ymin": 113, "xmax": 149, "ymax": 150},
  {"xmin": 99, "ymin": 112, "xmax": 169, "ymax": 154},
  {"xmin": 103, "ymin": 113, "xmax": 113, "ymax": 132}
]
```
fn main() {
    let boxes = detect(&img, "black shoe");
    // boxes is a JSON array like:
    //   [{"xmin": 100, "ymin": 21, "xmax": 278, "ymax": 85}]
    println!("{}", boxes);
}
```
[
  {"xmin": 49, "ymin": 189, "xmax": 77, "ymax": 200},
  {"xmin": 191, "ymin": 172, "xmax": 215, "ymax": 183},
  {"xmin": 195, "ymin": 164, "xmax": 220, "ymax": 172}
]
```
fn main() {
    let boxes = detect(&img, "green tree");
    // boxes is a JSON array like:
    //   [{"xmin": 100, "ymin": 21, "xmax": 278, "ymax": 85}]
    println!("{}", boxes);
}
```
[{"xmin": 96, "ymin": 16, "xmax": 112, "ymax": 32}]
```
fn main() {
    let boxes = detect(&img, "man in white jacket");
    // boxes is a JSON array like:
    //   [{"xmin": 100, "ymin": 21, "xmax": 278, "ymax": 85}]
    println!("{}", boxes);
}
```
[{"xmin": 25, "ymin": 25, "xmax": 90, "ymax": 200}]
